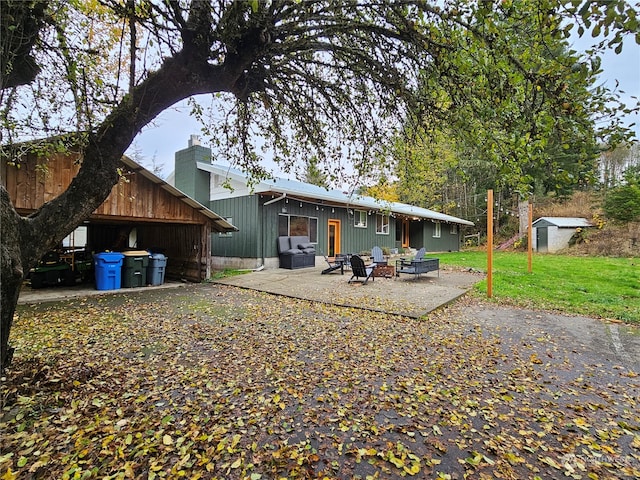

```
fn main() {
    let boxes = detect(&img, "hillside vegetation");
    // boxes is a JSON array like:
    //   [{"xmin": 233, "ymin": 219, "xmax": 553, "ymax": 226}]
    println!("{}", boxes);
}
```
[{"xmin": 530, "ymin": 191, "xmax": 640, "ymax": 257}]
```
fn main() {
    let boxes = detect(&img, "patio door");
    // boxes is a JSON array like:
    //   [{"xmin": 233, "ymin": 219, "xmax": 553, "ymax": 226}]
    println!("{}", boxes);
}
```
[
  {"xmin": 401, "ymin": 219, "xmax": 410, "ymax": 249},
  {"xmin": 328, "ymin": 219, "xmax": 341, "ymax": 257}
]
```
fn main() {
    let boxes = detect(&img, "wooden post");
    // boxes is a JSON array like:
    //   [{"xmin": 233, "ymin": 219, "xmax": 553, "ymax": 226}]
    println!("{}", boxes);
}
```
[
  {"xmin": 487, "ymin": 189, "xmax": 493, "ymax": 298},
  {"xmin": 527, "ymin": 202, "xmax": 533, "ymax": 273}
]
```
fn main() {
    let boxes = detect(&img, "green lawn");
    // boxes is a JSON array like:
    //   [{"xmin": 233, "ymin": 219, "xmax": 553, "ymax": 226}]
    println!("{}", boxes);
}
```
[{"xmin": 437, "ymin": 251, "xmax": 640, "ymax": 323}]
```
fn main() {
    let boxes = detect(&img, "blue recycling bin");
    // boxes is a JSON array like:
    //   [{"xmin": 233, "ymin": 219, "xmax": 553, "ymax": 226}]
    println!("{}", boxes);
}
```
[
  {"xmin": 147, "ymin": 253, "xmax": 168, "ymax": 286},
  {"xmin": 94, "ymin": 252, "xmax": 125, "ymax": 290}
]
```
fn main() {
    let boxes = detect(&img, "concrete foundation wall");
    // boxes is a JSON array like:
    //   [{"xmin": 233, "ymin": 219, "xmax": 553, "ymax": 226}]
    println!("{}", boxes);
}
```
[
  {"xmin": 211, "ymin": 255, "xmax": 327, "ymax": 272},
  {"xmin": 210, "ymin": 256, "xmax": 284, "ymax": 271}
]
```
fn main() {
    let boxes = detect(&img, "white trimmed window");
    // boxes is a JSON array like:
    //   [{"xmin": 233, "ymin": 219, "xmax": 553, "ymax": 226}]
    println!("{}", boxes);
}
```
[
  {"xmin": 433, "ymin": 221, "xmax": 441, "ymax": 238},
  {"xmin": 376, "ymin": 214, "xmax": 389, "ymax": 234},
  {"xmin": 278, "ymin": 214, "xmax": 318, "ymax": 242},
  {"xmin": 354, "ymin": 210, "xmax": 367, "ymax": 228}
]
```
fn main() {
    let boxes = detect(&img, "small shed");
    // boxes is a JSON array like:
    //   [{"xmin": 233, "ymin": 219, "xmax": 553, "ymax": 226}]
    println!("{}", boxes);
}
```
[{"xmin": 532, "ymin": 217, "xmax": 592, "ymax": 253}]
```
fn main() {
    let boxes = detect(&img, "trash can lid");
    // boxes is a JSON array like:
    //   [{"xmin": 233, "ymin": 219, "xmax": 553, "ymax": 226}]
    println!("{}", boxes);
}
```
[
  {"xmin": 122, "ymin": 250, "xmax": 150, "ymax": 256},
  {"xmin": 150, "ymin": 253, "xmax": 166, "ymax": 259},
  {"xmin": 94, "ymin": 252, "xmax": 125, "ymax": 259}
]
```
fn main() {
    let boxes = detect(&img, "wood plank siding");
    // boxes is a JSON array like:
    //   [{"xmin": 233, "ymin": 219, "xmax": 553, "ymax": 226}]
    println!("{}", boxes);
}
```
[{"xmin": 2, "ymin": 153, "xmax": 210, "ymax": 225}]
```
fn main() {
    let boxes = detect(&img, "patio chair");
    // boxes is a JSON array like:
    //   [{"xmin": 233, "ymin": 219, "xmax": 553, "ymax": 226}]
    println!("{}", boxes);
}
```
[
  {"xmin": 396, "ymin": 247, "xmax": 426, "ymax": 269},
  {"xmin": 371, "ymin": 246, "xmax": 387, "ymax": 266},
  {"xmin": 348, "ymin": 255, "xmax": 375, "ymax": 285},
  {"xmin": 321, "ymin": 252, "xmax": 344, "ymax": 275}
]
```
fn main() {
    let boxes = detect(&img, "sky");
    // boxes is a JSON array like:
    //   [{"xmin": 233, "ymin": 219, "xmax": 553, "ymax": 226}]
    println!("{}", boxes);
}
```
[{"xmin": 129, "ymin": 34, "xmax": 640, "ymax": 181}]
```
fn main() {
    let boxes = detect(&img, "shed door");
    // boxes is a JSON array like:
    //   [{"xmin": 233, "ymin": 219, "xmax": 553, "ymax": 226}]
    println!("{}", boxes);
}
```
[{"xmin": 537, "ymin": 227, "xmax": 548, "ymax": 253}]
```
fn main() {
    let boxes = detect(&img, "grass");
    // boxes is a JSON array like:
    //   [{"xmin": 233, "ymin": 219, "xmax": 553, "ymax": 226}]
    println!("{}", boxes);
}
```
[
  {"xmin": 208, "ymin": 268, "xmax": 251, "ymax": 280},
  {"xmin": 437, "ymin": 251, "xmax": 640, "ymax": 323}
]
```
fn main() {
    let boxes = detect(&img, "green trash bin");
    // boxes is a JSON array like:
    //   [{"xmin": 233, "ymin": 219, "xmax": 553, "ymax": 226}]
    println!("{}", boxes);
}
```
[{"xmin": 121, "ymin": 251, "xmax": 150, "ymax": 288}]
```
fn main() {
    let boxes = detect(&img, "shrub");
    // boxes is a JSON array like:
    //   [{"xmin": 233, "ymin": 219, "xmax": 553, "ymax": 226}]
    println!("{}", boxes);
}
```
[
  {"xmin": 603, "ymin": 185, "xmax": 640, "ymax": 222},
  {"xmin": 569, "ymin": 227, "xmax": 588, "ymax": 246}
]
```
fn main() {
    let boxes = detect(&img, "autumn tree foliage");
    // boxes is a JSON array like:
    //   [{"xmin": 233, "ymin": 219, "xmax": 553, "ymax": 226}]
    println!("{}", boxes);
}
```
[
  {"xmin": 1, "ymin": 0, "xmax": 638, "ymax": 369},
  {"xmin": 387, "ymin": 1, "xmax": 638, "ymax": 219}
]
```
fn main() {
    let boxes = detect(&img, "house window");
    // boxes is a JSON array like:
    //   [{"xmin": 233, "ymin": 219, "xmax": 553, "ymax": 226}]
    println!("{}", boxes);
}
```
[
  {"xmin": 433, "ymin": 222, "xmax": 441, "ymax": 238},
  {"xmin": 354, "ymin": 210, "xmax": 367, "ymax": 228},
  {"xmin": 218, "ymin": 217, "xmax": 233, "ymax": 237},
  {"xmin": 376, "ymin": 214, "xmax": 389, "ymax": 235},
  {"xmin": 278, "ymin": 214, "xmax": 318, "ymax": 242},
  {"xmin": 450, "ymin": 224, "xmax": 457, "ymax": 234}
]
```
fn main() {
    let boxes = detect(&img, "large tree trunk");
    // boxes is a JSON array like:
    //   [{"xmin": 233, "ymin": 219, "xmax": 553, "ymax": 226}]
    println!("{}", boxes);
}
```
[{"xmin": 1, "ymin": 188, "xmax": 23, "ymax": 369}]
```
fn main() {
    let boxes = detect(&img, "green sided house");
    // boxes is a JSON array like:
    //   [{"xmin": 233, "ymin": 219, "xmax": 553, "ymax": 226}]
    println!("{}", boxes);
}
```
[{"xmin": 173, "ymin": 137, "xmax": 474, "ymax": 270}]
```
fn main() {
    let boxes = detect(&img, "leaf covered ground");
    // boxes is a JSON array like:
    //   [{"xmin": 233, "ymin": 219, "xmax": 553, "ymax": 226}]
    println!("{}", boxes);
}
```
[{"xmin": 1, "ymin": 284, "xmax": 639, "ymax": 479}]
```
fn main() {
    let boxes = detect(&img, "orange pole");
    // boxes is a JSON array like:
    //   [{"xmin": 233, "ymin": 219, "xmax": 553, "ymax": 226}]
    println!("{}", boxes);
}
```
[
  {"xmin": 527, "ymin": 202, "xmax": 533, "ymax": 273},
  {"xmin": 487, "ymin": 190, "xmax": 493, "ymax": 298}
]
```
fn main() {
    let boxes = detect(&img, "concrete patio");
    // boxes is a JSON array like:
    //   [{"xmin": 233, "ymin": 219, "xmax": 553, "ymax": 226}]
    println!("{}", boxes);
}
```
[{"xmin": 212, "ymin": 263, "xmax": 484, "ymax": 318}]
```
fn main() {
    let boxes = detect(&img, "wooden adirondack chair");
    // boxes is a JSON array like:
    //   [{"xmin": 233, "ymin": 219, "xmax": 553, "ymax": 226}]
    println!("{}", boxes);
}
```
[
  {"xmin": 321, "ymin": 253, "xmax": 344, "ymax": 275},
  {"xmin": 348, "ymin": 255, "xmax": 375, "ymax": 285},
  {"xmin": 371, "ymin": 246, "xmax": 387, "ymax": 266}
]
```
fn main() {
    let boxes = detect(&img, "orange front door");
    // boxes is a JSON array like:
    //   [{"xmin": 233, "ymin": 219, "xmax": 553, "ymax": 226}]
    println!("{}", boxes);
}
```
[
  {"xmin": 328, "ymin": 219, "xmax": 341, "ymax": 257},
  {"xmin": 402, "ymin": 219, "xmax": 410, "ymax": 248}
]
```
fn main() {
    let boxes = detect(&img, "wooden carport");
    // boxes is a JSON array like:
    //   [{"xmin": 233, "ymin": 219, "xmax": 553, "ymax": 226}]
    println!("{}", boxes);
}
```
[{"xmin": 2, "ymin": 150, "xmax": 237, "ymax": 282}]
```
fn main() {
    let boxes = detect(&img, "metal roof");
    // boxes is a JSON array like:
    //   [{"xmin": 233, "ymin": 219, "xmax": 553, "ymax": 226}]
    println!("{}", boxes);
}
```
[
  {"xmin": 198, "ymin": 163, "xmax": 474, "ymax": 226},
  {"xmin": 532, "ymin": 217, "xmax": 592, "ymax": 228},
  {"xmin": 121, "ymin": 156, "xmax": 238, "ymax": 233}
]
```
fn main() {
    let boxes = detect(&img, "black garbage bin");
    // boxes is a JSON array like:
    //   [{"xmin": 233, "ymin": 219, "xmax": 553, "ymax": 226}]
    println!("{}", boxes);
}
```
[
  {"xmin": 147, "ymin": 253, "xmax": 168, "ymax": 286},
  {"xmin": 121, "ymin": 251, "xmax": 150, "ymax": 288}
]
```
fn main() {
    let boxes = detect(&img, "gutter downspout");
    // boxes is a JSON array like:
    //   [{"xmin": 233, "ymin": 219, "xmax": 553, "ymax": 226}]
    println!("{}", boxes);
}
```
[
  {"xmin": 262, "ymin": 192, "xmax": 287, "ymax": 271},
  {"xmin": 263, "ymin": 193, "xmax": 286, "ymax": 206}
]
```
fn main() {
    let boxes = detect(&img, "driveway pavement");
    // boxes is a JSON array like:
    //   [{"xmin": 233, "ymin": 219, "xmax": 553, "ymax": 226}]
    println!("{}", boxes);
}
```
[
  {"xmin": 17, "ymin": 263, "xmax": 639, "ymax": 371},
  {"xmin": 13, "ymin": 263, "xmax": 640, "ymax": 477},
  {"xmin": 467, "ymin": 300, "xmax": 640, "ymax": 373},
  {"xmin": 214, "ymin": 265, "xmax": 640, "ymax": 372}
]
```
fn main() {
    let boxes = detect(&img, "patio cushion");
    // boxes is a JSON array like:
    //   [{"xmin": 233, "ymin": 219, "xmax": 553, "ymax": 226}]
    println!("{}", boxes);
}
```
[
  {"xmin": 282, "ymin": 248, "xmax": 303, "ymax": 255},
  {"xmin": 277, "ymin": 236, "xmax": 291, "ymax": 254},
  {"xmin": 297, "ymin": 242, "xmax": 314, "ymax": 250},
  {"xmin": 301, "ymin": 247, "xmax": 315, "ymax": 254},
  {"xmin": 289, "ymin": 236, "xmax": 309, "ymax": 248}
]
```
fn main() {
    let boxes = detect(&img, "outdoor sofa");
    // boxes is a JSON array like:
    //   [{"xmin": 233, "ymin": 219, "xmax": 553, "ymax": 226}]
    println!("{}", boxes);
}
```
[
  {"xmin": 395, "ymin": 247, "xmax": 439, "ymax": 279},
  {"xmin": 277, "ymin": 235, "xmax": 316, "ymax": 269},
  {"xmin": 395, "ymin": 257, "xmax": 439, "ymax": 279}
]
